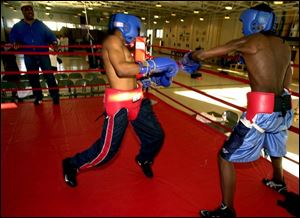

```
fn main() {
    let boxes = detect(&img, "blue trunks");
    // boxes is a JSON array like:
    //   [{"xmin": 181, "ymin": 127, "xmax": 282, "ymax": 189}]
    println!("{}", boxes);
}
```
[{"xmin": 221, "ymin": 89, "xmax": 293, "ymax": 162}]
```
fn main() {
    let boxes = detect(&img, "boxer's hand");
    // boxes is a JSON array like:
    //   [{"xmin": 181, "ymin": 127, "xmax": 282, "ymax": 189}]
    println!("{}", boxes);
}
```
[
  {"xmin": 140, "ymin": 77, "xmax": 151, "ymax": 89},
  {"xmin": 138, "ymin": 57, "xmax": 178, "ymax": 78},
  {"xmin": 179, "ymin": 51, "xmax": 201, "ymax": 74},
  {"xmin": 151, "ymin": 74, "xmax": 172, "ymax": 87},
  {"xmin": 13, "ymin": 42, "xmax": 20, "ymax": 50},
  {"xmin": 139, "ymin": 74, "xmax": 172, "ymax": 88}
]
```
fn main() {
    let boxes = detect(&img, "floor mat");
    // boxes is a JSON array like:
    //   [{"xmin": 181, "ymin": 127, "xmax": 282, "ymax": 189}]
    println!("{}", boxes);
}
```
[{"xmin": 1, "ymin": 95, "xmax": 298, "ymax": 217}]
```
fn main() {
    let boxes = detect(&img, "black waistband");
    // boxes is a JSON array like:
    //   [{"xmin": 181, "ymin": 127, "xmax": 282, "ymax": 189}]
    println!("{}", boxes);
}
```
[{"xmin": 274, "ymin": 95, "xmax": 292, "ymax": 113}]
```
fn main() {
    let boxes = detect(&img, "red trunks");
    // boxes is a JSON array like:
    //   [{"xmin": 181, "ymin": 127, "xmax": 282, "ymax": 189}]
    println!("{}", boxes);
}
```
[{"xmin": 104, "ymin": 86, "xmax": 144, "ymax": 120}]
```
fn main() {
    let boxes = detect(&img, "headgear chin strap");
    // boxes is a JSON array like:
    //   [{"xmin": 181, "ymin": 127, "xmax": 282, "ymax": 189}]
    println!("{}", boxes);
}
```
[
  {"xmin": 109, "ymin": 13, "xmax": 141, "ymax": 44},
  {"xmin": 240, "ymin": 9, "xmax": 276, "ymax": 36}
]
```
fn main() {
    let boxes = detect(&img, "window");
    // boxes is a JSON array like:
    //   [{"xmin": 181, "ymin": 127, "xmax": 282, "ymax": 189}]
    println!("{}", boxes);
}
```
[
  {"xmin": 44, "ymin": 21, "xmax": 57, "ymax": 31},
  {"xmin": 6, "ymin": 18, "xmax": 20, "ymax": 28},
  {"xmin": 156, "ymin": 29, "xmax": 163, "ymax": 38},
  {"xmin": 55, "ymin": 22, "xmax": 65, "ymax": 31},
  {"xmin": 66, "ymin": 23, "xmax": 76, "ymax": 28}
]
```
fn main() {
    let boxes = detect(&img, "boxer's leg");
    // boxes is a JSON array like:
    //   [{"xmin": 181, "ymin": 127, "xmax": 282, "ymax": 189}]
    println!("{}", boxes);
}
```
[
  {"xmin": 63, "ymin": 108, "xmax": 128, "ymax": 187},
  {"xmin": 131, "ymin": 98, "xmax": 164, "ymax": 178}
]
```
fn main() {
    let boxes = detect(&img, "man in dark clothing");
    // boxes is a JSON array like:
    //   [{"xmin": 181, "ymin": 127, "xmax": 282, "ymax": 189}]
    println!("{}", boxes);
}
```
[
  {"xmin": 9, "ymin": 1, "xmax": 60, "ymax": 105},
  {"xmin": 1, "ymin": 41, "xmax": 22, "ymax": 102}
]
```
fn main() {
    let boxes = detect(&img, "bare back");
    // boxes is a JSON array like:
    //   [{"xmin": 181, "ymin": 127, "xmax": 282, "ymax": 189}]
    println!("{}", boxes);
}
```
[
  {"xmin": 242, "ymin": 33, "xmax": 291, "ymax": 95},
  {"xmin": 195, "ymin": 33, "xmax": 292, "ymax": 96},
  {"xmin": 102, "ymin": 33, "xmax": 139, "ymax": 90}
]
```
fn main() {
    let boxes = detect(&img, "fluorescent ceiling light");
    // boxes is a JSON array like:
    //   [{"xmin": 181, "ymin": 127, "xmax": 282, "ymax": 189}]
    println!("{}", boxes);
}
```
[{"xmin": 156, "ymin": 2, "xmax": 162, "ymax": 7}]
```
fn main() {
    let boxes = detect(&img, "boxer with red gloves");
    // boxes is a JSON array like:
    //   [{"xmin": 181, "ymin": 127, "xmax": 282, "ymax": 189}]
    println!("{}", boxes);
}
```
[
  {"xmin": 181, "ymin": 3, "xmax": 293, "ymax": 218},
  {"xmin": 62, "ymin": 13, "xmax": 178, "ymax": 188}
]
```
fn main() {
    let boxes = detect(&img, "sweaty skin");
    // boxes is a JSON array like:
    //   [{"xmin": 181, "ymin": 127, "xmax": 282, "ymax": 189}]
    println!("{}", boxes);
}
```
[
  {"xmin": 102, "ymin": 30, "xmax": 141, "ymax": 90},
  {"xmin": 191, "ymin": 31, "xmax": 293, "ymax": 214},
  {"xmin": 192, "ymin": 33, "xmax": 292, "ymax": 95}
]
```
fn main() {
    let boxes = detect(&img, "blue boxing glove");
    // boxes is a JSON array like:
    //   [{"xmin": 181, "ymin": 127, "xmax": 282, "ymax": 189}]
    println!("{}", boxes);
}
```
[
  {"xmin": 140, "ymin": 77, "xmax": 151, "ymax": 89},
  {"xmin": 138, "ymin": 57, "xmax": 178, "ymax": 78},
  {"xmin": 180, "ymin": 52, "xmax": 201, "ymax": 74},
  {"xmin": 151, "ymin": 74, "xmax": 172, "ymax": 87},
  {"xmin": 238, "ymin": 55, "xmax": 245, "ymax": 64}
]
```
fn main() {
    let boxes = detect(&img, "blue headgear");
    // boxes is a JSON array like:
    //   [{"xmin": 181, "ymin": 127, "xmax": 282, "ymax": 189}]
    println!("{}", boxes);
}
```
[
  {"xmin": 109, "ymin": 13, "xmax": 141, "ymax": 44},
  {"xmin": 239, "ymin": 9, "xmax": 276, "ymax": 36}
]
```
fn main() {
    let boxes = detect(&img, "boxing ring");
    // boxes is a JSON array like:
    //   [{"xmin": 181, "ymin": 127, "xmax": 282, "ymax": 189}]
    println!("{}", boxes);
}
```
[{"xmin": 1, "ymin": 44, "xmax": 299, "ymax": 217}]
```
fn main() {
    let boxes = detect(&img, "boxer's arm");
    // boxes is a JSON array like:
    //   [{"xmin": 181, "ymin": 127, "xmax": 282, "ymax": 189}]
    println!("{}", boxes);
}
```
[
  {"xmin": 9, "ymin": 26, "xmax": 20, "ymax": 50},
  {"xmin": 191, "ymin": 36, "xmax": 256, "ymax": 61},
  {"xmin": 283, "ymin": 63, "xmax": 293, "ymax": 89},
  {"xmin": 137, "ymin": 57, "xmax": 178, "ymax": 77},
  {"xmin": 104, "ymin": 35, "xmax": 140, "ymax": 77},
  {"xmin": 105, "ymin": 36, "xmax": 178, "ymax": 79},
  {"xmin": 137, "ymin": 57, "xmax": 178, "ymax": 87}
]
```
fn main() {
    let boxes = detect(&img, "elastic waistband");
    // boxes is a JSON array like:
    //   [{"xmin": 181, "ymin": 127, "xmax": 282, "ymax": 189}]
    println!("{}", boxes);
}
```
[
  {"xmin": 246, "ymin": 91, "xmax": 292, "ymax": 121},
  {"xmin": 105, "ymin": 87, "xmax": 143, "ymax": 103}
]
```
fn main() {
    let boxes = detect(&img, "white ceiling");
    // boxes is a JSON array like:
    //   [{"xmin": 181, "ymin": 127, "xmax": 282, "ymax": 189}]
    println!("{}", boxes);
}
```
[{"xmin": 3, "ymin": 1, "xmax": 300, "ymax": 22}]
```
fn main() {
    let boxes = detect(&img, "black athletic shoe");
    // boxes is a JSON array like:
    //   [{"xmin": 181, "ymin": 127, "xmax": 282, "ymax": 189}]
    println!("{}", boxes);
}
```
[
  {"xmin": 200, "ymin": 203, "xmax": 236, "ymax": 218},
  {"xmin": 34, "ymin": 99, "xmax": 42, "ymax": 105},
  {"xmin": 191, "ymin": 72, "xmax": 202, "ymax": 79},
  {"xmin": 263, "ymin": 178, "xmax": 287, "ymax": 194},
  {"xmin": 135, "ymin": 156, "xmax": 153, "ymax": 178},
  {"xmin": 17, "ymin": 98, "xmax": 24, "ymax": 103},
  {"xmin": 53, "ymin": 97, "xmax": 60, "ymax": 105},
  {"xmin": 62, "ymin": 158, "xmax": 78, "ymax": 187}
]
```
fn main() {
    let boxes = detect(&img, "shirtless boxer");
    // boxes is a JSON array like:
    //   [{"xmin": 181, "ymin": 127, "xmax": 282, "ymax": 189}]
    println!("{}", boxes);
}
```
[
  {"xmin": 62, "ymin": 13, "xmax": 178, "ymax": 187},
  {"xmin": 180, "ymin": 3, "xmax": 293, "ymax": 217}
]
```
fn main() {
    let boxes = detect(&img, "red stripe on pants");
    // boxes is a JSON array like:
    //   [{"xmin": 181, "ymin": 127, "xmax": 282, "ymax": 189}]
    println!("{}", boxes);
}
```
[{"xmin": 79, "ymin": 115, "xmax": 115, "ymax": 170}]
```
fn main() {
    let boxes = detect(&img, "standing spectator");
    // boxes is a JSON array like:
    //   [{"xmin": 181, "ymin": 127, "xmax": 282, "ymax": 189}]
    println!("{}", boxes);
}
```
[
  {"xmin": 146, "ymin": 34, "xmax": 152, "ymax": 54},
  {"xmin": 60, "ymin": 35, "xmax": 69, "ymax": 52},
  {"xmin": 49, "ymin": 37, "xmax": 63, "ymax": 71},
  {"xmin": 9, "ymin": 1, "xmax": 60, "ymax": 105},
  {"xmin": 1, "ymin": 41, "xmax": 22, "ymax": 102},
  {"xmin": 190, "ymin": 45, "xmax": 203, "ymax": 79},
  {"xmin": 63, "ymin": 35, "xmax": 69, "ymax": 52}
]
